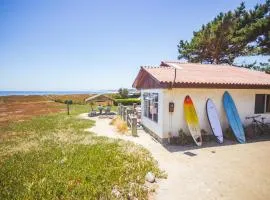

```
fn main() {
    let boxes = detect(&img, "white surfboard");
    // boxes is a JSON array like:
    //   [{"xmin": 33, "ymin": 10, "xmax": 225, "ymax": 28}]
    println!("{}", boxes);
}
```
[{"xmin": 206, "ymin": 99, "xmax": 223, "ymax": 143}]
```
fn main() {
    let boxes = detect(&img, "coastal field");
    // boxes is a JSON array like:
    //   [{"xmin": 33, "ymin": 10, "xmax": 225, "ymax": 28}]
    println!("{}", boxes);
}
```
[
  {"xmin": 0, "ymin": 95, "xmax": 162, "ymax": 199},
  {"xmin": 0, "ymin": 94, "xmax": 94, "ymax": 127}
]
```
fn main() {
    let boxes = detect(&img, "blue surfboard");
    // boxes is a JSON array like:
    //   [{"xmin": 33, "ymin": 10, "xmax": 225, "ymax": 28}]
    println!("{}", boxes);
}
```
[{"xmin": 223, "ymin": 91, "xmax": 246, "ymax": 143}]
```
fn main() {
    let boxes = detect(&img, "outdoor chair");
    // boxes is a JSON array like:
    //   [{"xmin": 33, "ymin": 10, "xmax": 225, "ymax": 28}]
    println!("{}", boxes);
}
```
[
  {"xmin": 97, "ymin": 106, "xmax": 103, "ymax": 115},
  {"xmin": 88, "ymin": 109, "xmax": 97, "ymax": 117},
  {"xmin": 105, "ymin": 106, "xmax": 111, "ymax": 115}
]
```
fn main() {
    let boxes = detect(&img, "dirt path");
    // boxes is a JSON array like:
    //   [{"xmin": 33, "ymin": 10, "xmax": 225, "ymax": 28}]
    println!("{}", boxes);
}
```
[{"xmin": 79, "ymin": 114, "xmax": 270, "ymax": 200}]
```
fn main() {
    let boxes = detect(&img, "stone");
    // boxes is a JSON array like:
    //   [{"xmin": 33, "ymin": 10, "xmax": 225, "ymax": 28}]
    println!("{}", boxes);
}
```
[
  {"xmin": 145, "ymin": 172, "xmax": 155, "ymax": 183},
  {"xmin": 111, "ymin": 187, "xmax": 121, "ymax": 198},
  {"xmin": 59, "ymin": 157, "xmax": 67, "ymax": 164}
]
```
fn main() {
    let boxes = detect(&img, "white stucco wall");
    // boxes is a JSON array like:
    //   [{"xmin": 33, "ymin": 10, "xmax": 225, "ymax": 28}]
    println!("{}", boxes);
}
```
[{"xmin": 141, "ymin": 88, "xmax": 270, "ymax": 139}]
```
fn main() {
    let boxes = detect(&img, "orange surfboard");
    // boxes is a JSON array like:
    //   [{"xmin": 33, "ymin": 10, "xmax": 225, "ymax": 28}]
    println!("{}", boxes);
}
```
[{"xmin": 184, "ymin": 95, "xmax": 202, "ymax": 146}]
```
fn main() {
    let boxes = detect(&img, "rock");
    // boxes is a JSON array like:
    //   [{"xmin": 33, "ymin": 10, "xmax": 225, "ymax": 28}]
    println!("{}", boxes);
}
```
[
  {"xmin": 145, "ymin": 172, "xmax": 155, "ymax": 183},
  {"xmin": 111, "ymin": 187, "xmax": 121, "ymax": 198},
  {"xmin": 59, "ymin": 157, "xmax": 67, "ymax": 164}
]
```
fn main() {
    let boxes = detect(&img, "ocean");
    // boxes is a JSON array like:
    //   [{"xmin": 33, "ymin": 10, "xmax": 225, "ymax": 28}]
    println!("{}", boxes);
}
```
[{"xmin": 0, "ymin": 90, "xmax": 118, "ymax": 96}]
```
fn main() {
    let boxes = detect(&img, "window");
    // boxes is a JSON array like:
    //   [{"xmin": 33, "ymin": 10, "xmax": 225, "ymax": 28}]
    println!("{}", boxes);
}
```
[
  {"xmin": 267, "ymin": 95, "xmax": 270, "ymax": 112},
  {"xmin": 143, "ymin": 93, "xmax": 158, "ymax": 122},
  {"xmin": 255, "ymin": 94, "xmax": 270, "ymax": 114}
]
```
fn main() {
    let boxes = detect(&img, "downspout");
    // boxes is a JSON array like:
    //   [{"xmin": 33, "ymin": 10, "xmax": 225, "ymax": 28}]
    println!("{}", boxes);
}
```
[
  {"xmin": 173, "ymin": 68, "xmax": 176, "ymax": 87},
  {"xmin": 169, "ymin": 67, "xmax": 177, "ymax": 142},
  {"xmin": 169, "ymin": 67, "xmax": 177, "ymax": 88}
]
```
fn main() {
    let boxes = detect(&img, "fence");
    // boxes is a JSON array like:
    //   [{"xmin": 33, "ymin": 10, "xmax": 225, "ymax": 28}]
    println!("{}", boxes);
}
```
[{"xmin": 118, "ymin": 103, "xmax": 138, "ymax": 136}]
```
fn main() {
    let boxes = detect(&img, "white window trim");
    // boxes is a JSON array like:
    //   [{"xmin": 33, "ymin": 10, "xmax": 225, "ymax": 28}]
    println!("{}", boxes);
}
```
[
  {"xmin": 264, "ymin": 94, "xmax": 270, "ymax": 113},
  {"xmin": 256, "ymin": 94, "xmax": 270, "ymax": 114},
  {"xmin": 143, "ymin": 92, "xmax": 159, "ymax": 123}
]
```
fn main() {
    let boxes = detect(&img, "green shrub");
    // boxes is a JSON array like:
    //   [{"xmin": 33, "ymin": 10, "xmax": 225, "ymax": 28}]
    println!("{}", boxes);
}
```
[
  {"xmin": 64, "ymin": 100, "xmax": 73, "ymax": 104},
  {"xmin": 55, "ymin": 99, "xmax": 85, "ymax": 105},
  {"xmin": 224, "ymin": 127, "xmax": 235, "ymax": 141},
  {"xmin": 178, "ymin": 129, "xmax": 194, "ymax": 145},
  {"xmin": 54, "ymin": 99, "xmax": 64, "ymax": 103},
  {"xmin": 118, "ymin": 88, "xmax": 129, "ymax": 98},
  {"xmin": 0, "ymin": 141, "xmax": 163, "ymax": 199},
  {"xmin": 115, "ymin": 98, "xmax": 141, "ymax": 106},
  {"xmin": 111, "ymin": 93, "xmax": 122, "ymax": 99}
]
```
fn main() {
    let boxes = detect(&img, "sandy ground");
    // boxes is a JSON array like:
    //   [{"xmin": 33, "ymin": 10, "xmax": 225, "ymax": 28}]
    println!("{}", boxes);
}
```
[{"xmin": 79, "ymin": 113, "xmax": 270, "ymax": 200}]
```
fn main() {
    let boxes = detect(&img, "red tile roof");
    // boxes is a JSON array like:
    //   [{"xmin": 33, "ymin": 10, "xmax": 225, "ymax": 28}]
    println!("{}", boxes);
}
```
[{"xmin": 132, "ymin": 61, "xmax": 270, "ymax": 89}]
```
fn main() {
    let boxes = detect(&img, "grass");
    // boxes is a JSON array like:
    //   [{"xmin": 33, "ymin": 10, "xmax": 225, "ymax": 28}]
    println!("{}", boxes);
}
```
[
  {"xmin": 0, "ymin": 103, "xmax": 163, "ymax": 199},
  {"xmin": 110, "ymin": 117, "xmax": 129, "ymax": 134},
  {"xmin": 0, "ymin": 141, "xmax": 162, "ymax": 199}
]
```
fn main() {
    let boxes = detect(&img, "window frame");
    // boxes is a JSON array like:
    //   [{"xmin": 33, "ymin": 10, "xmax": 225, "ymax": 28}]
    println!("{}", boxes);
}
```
[
  {"xmin": 143, "ymin": 92, "xmax": 159, "ymax": 123},
  {"xmin": 265, "ymin": 94, "xmax": 270, "ymax": 113},
  {"xmin": 255, "ymin": 94, "xmax": 270, "ymax": 114}
]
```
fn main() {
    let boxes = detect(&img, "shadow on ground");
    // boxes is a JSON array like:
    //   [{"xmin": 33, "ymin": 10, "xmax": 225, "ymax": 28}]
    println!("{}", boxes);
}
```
[{"xmin": 162, "ymin": 134, "xmax": 270, "ymax": 153}]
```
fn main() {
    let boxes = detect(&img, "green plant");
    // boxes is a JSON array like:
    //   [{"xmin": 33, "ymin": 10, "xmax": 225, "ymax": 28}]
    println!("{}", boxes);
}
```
[
  {"xmin": 0, "ymin": 105, "xmax": 164, "ymax": 199},
  {"xmin": 118, "ymin": 88, "xmax": 129, "ymax": 99},
  {"xmin": 54, "ymin": 99, "xmax": 64, "ymax": 103},
  {"xmin": 224, "ymin": 127, "xmax": 235, "ymax": 140},
  {"xmin": 201, "ymin": 129, "xmax": 207, "ymax": 135},
  {"xmin": 89, "ymin": 101, "xmax": 95, "ymax": 110},
  {"xmin": 115, "ymin": 98, "xmax": 141, "ymax": 106},
  {"xmin": 0, "ymin": 141, "xmax": 163, "ymax": 199},
  {"xmin": 111, "ymin": 93, "xmax": 122, "ymax": 99},
  {"xmin": 178, "ymin": 129, "xmax": 189, "ymax": 145},
  {"xmin": 201, "ymin": 129, "xmax": 213, "ymax": 142},
  {"xmin": 64, "ymin": 100, "xmax": 73, "ymax": 115},
  {"xmin": 178, "ymin": 1, "xmax": 270, "ymax": 65}
]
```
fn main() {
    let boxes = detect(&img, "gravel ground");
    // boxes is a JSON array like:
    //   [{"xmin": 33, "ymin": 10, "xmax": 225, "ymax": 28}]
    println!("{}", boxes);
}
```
[{"xmin": 79, "ymin": 113, "xmax": 270, "ymax": 200}]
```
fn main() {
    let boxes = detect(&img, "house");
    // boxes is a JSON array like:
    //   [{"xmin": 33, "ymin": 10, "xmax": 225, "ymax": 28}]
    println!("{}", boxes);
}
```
[
  {"xmin": 132, "ymin": 61, "xmax": 270, "ymax": 143},
  {"xmin": 85, "ymin": 94, "xmax": 114, "ymax": 106}
]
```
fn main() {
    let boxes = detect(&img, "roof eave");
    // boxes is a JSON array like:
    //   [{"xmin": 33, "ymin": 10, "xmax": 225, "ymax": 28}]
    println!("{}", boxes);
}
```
[
  {"xmin": 132, "ymin": 67, "xmax": 164, "ymax": 89},
  {"xmin": 164, "ymin": 82, "xmax": 270, "ymax": 89}
]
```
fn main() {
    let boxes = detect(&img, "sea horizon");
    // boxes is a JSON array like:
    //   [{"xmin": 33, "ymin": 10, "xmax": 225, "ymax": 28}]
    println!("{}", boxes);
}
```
[{"xmin": 0, "ymin": 90, "xmax": 119, "ymax": 96}]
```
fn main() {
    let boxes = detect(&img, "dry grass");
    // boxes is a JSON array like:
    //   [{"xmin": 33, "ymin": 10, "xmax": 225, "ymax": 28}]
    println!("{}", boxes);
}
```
[
  {"xmin": 48, "ymin": 94, "xmax": 93, "ymax": 104},
  {"xmin": 110, "ymin": 117, "xmax": 129, "ymax": 134},
  {"xmin": 0, "ymin": 94, "xmax": 97, "ymax": 127},
  {"xmin": 0, "ymin": 95, "xmax": 64, "ymax": 127}
]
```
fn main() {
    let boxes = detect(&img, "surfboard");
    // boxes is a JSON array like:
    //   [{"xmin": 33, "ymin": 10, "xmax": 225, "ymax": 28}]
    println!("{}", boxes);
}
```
[
  {"xmin": 223, "ymin": 91, "xmax": 246, "ymax": 143},
  {"xmin": 206, "ymin": 99, "xmax": 223, "ymax": 143},
  {"xmin": 184, "ymin": 95, "xmax": 202, "ymax": 146}
]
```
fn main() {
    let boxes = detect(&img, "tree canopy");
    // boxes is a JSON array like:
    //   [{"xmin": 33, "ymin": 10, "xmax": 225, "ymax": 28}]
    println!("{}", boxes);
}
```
[
  {"xmin": 178, "ymin": 1, "xmax": 270, "ymax": 65},
  {"xmin": 118, "ymin": 88, "xmax": 129, "ymax": 98}
]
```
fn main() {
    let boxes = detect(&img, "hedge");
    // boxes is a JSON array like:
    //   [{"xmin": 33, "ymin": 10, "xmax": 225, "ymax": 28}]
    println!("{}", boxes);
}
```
[{"xmin": 114, "ymin": 98, "xmax": 141, "ymax": 105}]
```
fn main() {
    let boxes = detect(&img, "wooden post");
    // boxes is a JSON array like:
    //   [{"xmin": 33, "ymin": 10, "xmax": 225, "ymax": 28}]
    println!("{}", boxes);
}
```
[
  {"xmin": 126, "ymin": 109, "xmax": 132, "ymax": 125},
  {"xmin": 125, "ymin": 107, "xmax": 130, "ymax": 122},
  {"xmin": 122, "ymin": 106, "xmax": 127, "ymax": 121},
  {"xmin": 133, "ymin": 103, "xmax": 137, "ymax": 111},
  {"xmin": 67, "ymin": 103, "xmax": 70, "ymax": 115},
  {"xmin": 120, "ymin": 105, "xmax": 123, "ymax": 118},
  {"xmin": 118, "ymin": 103, "xmax": 122, "ymax": 115},
  {"xmin": 131, "ymin": 116, "xmax": 137, "ymax": 136}
]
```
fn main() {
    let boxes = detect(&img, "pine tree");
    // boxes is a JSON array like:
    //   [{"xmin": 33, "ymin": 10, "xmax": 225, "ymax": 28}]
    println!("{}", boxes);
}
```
[{"xmin": 178, "ymin": 1, "xmax": 270, "ymax": 66}]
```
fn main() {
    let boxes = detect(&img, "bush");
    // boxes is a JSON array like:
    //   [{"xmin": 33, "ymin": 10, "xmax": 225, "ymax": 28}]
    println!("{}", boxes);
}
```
[
  {"xmin": 115, "ymin": 98, "xmax": 141, "ymax": 106},
  {"xmin": 110, "ymin": 117, "xmax": 129, "ymax": 134},
  {"xmin": 111, "ymin": 93, "xmax": 122, "ymax": 99},
  {"xmin": 64, "ymin": 100, "xmax": 73, "ymax": 104},
  {"xmin": 224, "ymin": 127, "xmax": 235, "ymax": 141},
  {"xmin": 178, "ymin": 129, "xmax": 194, "ymax": 145},
  {"xmin": 54, "ymin": 99, "xmax": 64, "ymax": 103},
  {"xmin": 128, "ymin": 93, "xmax": 141, "ymax": 98},
  {"xmin": 118, "ymin": 88, "xmax": 129, "ymax": 98}
]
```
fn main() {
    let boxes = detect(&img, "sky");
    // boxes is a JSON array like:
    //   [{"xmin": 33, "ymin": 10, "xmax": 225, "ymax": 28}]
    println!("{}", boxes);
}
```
[{"xmin": 0, "ymin": 0, "xmax": 268, "ymax": 91}]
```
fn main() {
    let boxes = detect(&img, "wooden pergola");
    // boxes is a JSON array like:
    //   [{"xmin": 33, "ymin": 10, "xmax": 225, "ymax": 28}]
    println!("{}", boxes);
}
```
[{"xmin": 85, "ymin": 94, "xmax": 114, "ymax": 106}]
